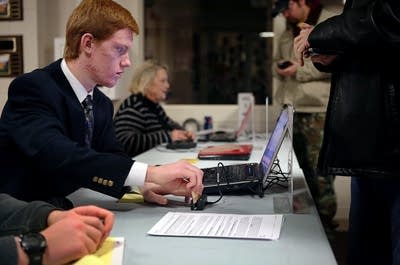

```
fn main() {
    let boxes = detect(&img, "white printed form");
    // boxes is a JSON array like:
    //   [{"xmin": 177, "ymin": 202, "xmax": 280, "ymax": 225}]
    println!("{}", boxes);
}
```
[{"xmin": 147, "ymin": 212, "xmax": 283, "ymax": 240}]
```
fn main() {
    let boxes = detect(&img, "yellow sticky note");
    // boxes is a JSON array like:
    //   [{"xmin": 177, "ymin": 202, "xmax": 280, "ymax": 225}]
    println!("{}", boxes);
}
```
[
  {"xmin": 73, "ymin": 256, "xmax": 106, "ymax": 265},
  {"xmin": 72, "ymin": 237, "xmax": 124, "ymax": 265},
  {"xmin": 118, "ymin": 192, "xmax": 144, "ymax": 203},
  {"xmin": 182, "ymin": 158, "xmax": 198, "ymax": 164}
]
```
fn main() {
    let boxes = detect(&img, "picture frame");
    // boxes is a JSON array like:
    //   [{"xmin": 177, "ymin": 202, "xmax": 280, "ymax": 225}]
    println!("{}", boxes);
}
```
[
  {"xmin": 0, "ymin": 35, "xmax": 23, "ymax": 77},
  {"xmin": 0, "ymin": 0, "xmax": 23, "ymax": 21}
]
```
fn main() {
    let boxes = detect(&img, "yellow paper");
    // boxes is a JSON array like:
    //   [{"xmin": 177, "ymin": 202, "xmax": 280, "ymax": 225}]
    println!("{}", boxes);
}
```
[
  {"xmin": 118, "ymin": 189, "xmax": 144, "ymax": 203},
  {"xmin": 182, "ymin": 158, "xmax": 198, "ymax": 164},
  {"xmin": 72, "ymin": 237, "xmax": 124, "ymax": 265},
  {"xmin": 73, "ymin": 256, "xmax": 106, "ymax": 265}
]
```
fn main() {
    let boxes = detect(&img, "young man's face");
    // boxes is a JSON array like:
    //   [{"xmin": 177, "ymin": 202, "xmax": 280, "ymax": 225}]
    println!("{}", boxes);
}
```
[{"xmin": 88, "ymin": 28, "xmax": 133, "ymax": 88}]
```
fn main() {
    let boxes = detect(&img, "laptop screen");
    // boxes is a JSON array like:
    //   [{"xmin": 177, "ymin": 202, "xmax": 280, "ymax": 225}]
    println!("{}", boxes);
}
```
[{"xmin": 259, "ymin": 105, "xmax": 291, "ymax": 186}]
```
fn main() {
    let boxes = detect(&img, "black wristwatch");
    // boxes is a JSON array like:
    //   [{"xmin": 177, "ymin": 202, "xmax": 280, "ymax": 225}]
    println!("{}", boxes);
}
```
[{"xmin": 19, "ymin": 232, "xmax": 47, "ymax": 265}]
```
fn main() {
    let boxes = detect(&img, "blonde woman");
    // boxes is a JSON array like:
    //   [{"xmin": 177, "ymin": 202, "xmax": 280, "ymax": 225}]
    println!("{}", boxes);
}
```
[{"xmin": 114, "ymin": 60, "xmax": 194, "ymax": 156}]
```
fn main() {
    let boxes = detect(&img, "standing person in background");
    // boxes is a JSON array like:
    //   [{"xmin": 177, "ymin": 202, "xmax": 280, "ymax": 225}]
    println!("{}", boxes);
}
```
[
  {"xmin": 0, "ymin": 0, "xmax": 203, "ymax": 208},
  {"xmin": 0, "ymin": 193, "xmax": 114, "ymax": 265},
  {"xmin": 272, "ymin": 0, "xmax": 338, "ymax": 232},
  {"xmin": 294, "ymin": 0, "xmax": 400, "ymax": 264},
  {"xmin": 114, "ymin": 60, "xmax": 194, "ymax": 157}
]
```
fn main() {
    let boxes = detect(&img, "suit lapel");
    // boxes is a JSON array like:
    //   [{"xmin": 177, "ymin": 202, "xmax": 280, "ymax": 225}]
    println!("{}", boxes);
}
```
[{"xmin": 44, "ymin": 60, "xmax": 88, "ymax": 146}]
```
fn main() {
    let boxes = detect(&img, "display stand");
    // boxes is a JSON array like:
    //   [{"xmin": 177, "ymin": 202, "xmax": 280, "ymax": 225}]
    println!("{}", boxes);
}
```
[{"xmin": 265, "ymin": 104, "xmax": 294, "ymax": 213}]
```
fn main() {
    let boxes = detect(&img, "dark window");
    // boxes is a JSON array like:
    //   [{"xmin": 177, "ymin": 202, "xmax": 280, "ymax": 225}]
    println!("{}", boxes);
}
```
[{"xmin": 144, "ymin": 0, "xmax": 273, "ymax": 104}]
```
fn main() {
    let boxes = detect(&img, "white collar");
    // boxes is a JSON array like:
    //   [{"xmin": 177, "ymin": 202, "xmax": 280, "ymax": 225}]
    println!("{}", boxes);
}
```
[{"xmin": 61, "ymin": 59, "xmax": 94, "ymax": 103}]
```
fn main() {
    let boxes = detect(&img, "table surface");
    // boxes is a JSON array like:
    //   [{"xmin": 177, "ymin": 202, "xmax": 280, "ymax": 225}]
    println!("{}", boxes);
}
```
[{"xmin": 68, "ymin": 137, "xmax": 337, "ymax": 265}]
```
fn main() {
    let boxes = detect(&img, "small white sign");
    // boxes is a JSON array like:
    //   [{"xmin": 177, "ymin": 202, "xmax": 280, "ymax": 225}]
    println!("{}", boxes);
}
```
[{"xmin": 237, "ymin": 92, "xmax": 255, "ymax": 138}]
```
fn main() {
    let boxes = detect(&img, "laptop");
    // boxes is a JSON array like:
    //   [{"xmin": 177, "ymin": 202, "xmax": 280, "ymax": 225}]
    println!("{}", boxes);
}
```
[
  {"xmin": 202, "ymin": 104, "xmax": 294, "ymax": 196},
  {"xmin": 208, "ymin": 103, "xmax": 252, "ymax": 142}
]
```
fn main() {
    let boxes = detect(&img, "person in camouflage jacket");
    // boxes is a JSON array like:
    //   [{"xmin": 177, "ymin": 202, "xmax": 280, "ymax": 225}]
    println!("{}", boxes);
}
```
[{"xmin": 272, "ymin": 0, "xmax": 338, "ymax": 231}]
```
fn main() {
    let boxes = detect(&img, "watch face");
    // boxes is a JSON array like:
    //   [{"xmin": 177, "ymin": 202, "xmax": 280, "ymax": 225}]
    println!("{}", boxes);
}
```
[
  {"xmin": 21, "ymin": 233, "xmax": 47, "ymax": 252},
  {"xmin": 20, "ymin": 232, "xmax": 47, "ymax": 265}
]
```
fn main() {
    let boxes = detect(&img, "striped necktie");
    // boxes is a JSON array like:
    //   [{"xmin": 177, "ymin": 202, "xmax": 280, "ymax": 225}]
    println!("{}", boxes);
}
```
[{"xmin": 82, "ymin": 95, "xmax": 94, "ymax": 147}]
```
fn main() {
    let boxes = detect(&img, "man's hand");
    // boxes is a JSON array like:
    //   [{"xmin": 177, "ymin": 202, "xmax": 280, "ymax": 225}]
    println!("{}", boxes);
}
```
[
  {"xmin": 47, "ymin": 205, "xmax": 115, "ymax": 243},
  {"xmin": 171, "ymin": 129, "xmax": 195, "ymax": 141},
  {"xmin": 139, "ymin": 180, "xmax": 190, "ymax": 205},
  {"xmin": 293, "ymin": 23, "xmax": 313, "ymax": 66},
  {"xmin": 144, "ymin": 160, "xmax": 204, "ymax": 205},
  {"xmin": 42, "ymin": 206, "xmax": 115, "ymax": 265}
]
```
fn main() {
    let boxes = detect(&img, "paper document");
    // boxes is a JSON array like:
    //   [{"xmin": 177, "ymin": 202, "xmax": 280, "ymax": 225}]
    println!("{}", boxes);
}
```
[
  {"xmin": 72, "ymin": 237, "xmax": 124, "ymax": 265},
  {"xmin": 148, "ymin": 212, "xmax": 283, "ymax": 240}
]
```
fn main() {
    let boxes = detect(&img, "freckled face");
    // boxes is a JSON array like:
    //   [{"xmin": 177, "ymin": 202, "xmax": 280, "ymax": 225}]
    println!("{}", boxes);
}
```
[
  {"xmin": 88, "ymin": 28, "xmax": 133, "ymax": 88},
  {"xmin": 146, "ymin": 68, "xmax": 170, "ymax": 103}
]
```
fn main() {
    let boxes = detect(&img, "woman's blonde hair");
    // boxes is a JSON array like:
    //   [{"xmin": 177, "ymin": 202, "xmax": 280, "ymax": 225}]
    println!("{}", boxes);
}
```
[{"xmin": 129, "ymin": 60, "xmax": 168, "ymax": 94}]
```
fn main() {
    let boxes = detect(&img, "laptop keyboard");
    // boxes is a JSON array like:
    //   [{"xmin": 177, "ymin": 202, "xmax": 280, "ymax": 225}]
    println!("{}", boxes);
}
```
[
  {"xmin": 209, "ymin": 131, "xmax": 237, "ymax": 142},
  {"xmin": 166, "ymin": 140, "xmax": 197, "ymax": 149},
  {"xmin": 202, "ymin": 163, "xmax": 261, "ymax": 185}
]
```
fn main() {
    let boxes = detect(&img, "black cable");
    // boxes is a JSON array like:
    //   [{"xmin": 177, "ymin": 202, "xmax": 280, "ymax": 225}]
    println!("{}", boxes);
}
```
[
  {"xmin": 262, "ymin": 159, "xmax": 290, "ymax": 191},
  {"xmin": 199, "ymin": 158, "xmax": 290, "ymax": 209},
  {"xmin": 246, "ymin": 179, "xmax": 264, "ymax": 196},
  {"xmin": 205, "ymin": 162, "xmax": 225, "ymax": 205}
]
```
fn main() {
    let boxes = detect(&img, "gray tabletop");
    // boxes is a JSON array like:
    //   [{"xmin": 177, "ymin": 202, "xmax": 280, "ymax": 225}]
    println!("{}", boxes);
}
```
[{"xmin": 68, "ymin": 139, "xmax": 337, "ymax": 265}]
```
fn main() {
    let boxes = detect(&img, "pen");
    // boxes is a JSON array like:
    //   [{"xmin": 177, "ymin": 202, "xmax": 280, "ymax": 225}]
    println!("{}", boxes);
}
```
[
  {"xmin": 191, "ymin": 192, "xmax": 199, "ymax": 204},
  {"xmin": 183, "ymin": 176, "xmax": 199, "ymax": 204}
]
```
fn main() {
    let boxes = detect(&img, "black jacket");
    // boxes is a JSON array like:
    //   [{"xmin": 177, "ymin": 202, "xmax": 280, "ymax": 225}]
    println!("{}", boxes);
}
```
[
  {"xmin": 308, "ymin": 0, "xmax": 400, "ymax": 177},
  {"xmin": 0, "ymin": 194, "xmax": 57, "ymax": 265}
]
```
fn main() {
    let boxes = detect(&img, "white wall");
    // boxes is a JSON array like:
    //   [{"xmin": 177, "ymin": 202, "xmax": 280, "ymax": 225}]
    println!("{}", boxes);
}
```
[
  {"xmin": 163, "ymin": 103, "xmax": 281, "ymax": 134},
  {"xmin": 0, "ymin": 0, "xmax": 39, "ymax": 109}
]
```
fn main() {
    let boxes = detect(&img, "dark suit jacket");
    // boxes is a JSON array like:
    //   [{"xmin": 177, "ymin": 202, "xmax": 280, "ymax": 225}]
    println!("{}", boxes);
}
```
[{"xmin": 0, "ymin": 59, "xmax": 134, "ymax": 202}]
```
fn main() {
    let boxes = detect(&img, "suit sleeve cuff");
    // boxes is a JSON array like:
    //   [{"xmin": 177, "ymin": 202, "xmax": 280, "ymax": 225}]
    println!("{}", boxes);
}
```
[{"xmin": 125, "ymin": 161, "xmax": 148, "ymax": 187}]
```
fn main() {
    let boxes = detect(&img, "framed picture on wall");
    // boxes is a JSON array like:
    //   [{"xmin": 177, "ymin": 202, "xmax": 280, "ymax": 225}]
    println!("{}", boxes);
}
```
[
  {"xmin": 0, "ymin": 53, "xmax": 10, "ymax": 75},
  {"xmin": 0, "ymin": 35, "xmax": 23, "ymax": 77},
  {"xmin": 0, "ymin": 0, "xmax": 23, "ymax": 21}
]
